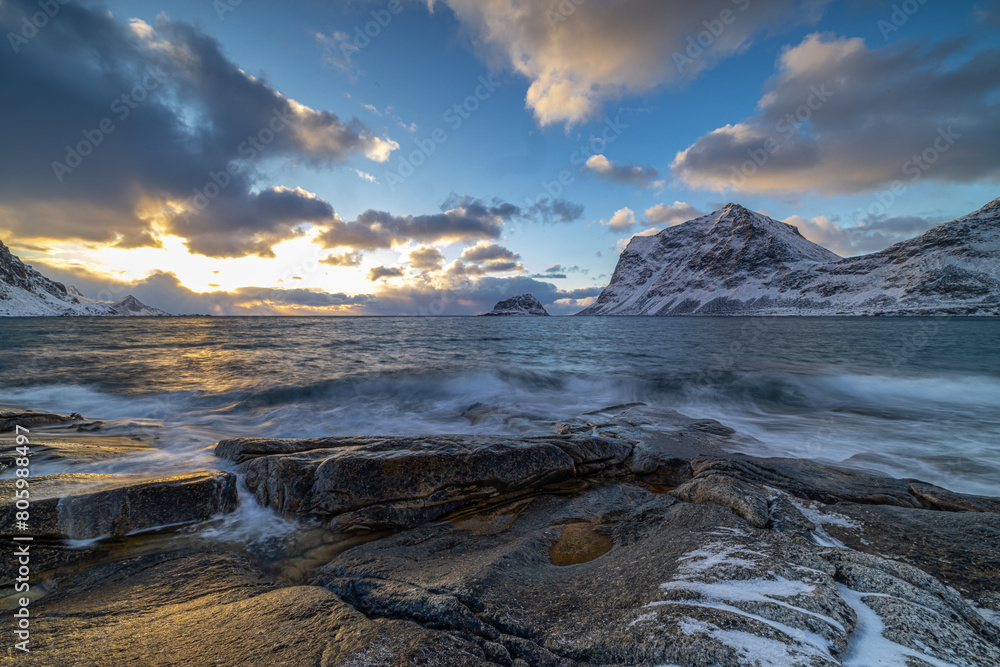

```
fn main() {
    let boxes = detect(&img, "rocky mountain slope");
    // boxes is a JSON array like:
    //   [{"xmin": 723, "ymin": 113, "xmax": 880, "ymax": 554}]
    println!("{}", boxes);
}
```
[
  {"xmin": 481, "ymin": 293, "xmax": 550, "ymax": 316},
  {"xmin": 0, "ymin": 240, "xmax": 168, "ymax": 316},
  {"xmin": 580, "ymin": 199, "xmax": 1000, "ymax": 316}
]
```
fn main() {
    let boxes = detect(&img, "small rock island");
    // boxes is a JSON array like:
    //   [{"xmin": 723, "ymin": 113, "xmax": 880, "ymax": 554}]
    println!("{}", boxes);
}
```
[{"xmin": 481, "ymin": 294, "xmax": 550, "ymax": 316}]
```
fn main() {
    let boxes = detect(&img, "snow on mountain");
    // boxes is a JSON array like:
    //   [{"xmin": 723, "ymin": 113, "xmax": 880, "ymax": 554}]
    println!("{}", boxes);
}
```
[
  {"xmin": 580, "ymin": 199, "xmax": 1000, "ymax": 316},
  {"xmin": 481, "ymin": 294, "xmax": 550, "ymax": 316},
  {"xmin": 0, "ymin": 240, "xmax": 169, "ymax": 316}
]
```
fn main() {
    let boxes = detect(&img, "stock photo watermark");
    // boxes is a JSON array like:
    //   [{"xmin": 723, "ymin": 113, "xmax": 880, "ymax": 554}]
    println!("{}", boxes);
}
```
[
  {"xmin": 383, "ymin": 74, "xmax": 501, "ymax": 191},
  {"xmin": 9, "ymin": 425, "xmax": 34, "ymax": 653},
  {"xmin": 315, "ymin": 0, "xmax": 403, "ymax": 71},
  {"xmin": 190, "ymin": 108, "xmax": 293, "ymax": 211},
  {"xmin": 673, "ymin": 0, "xmax": 752, "ymax": 73},
  {"xmin": 50, "ymin": 66, "xmax": 168, "ymax": 182},
  {"xmin": 545, "ymin": 0, "xmax": 587, "ymax": 29},
  {"xmin": 853, "ymin": 125, "xmax": 959, "ymax": 221},
  {"xmin": 878, "ymin": 0, "xmax": 930, "ymax": 40},
  {"xmin": 6, "ymin": 0, "xmax": 70, "ymax": 53},
  {"xmin": 729, "ymin": 83, "xmax": 834, "ymax": 189},
  {"xmin": 522, "ymin": 115, "xmax": 630, "ymax": 210}
]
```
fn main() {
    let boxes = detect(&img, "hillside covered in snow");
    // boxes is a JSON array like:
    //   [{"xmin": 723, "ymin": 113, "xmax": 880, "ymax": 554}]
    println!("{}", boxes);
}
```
[
  {"xmin": 0, "ymin": 240, "xmax": 169, "ymax": 316},
  {"xmin": 579, "ymin": 199, "xmax": 1000, "ymax": 316}
]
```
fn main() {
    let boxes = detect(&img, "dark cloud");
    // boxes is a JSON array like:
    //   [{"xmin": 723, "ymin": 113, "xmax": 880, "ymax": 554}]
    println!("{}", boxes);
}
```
[
  {"xmin": 536, "ymin": 264, "xmax": 587, "ymax": 279},
  {"xmin": 321, "ymin": 250, "xmax": 364, "ymax": 267},
  {"xmin": 317, "ymin": 197, "xmax": 512, "ymax": 251},
  {"xmin": 672, "ymin": 34, "xmax": 1000, "ymax": 194},
  {"xmin": 406, "ymin": 246, "xmax": 446, "ymax": 271},
  {"xmin": 481, "ymin": 259, "xmax": 524, "ymax": 273},
  {"xmin": 545, "ymin": 264, "xmax": 590, "ymax": 273},
  {"xmin": 857, "ymin": 215, "xmax": 942, "ymax": 235},
  {"xmin": 368, "ymin": 266, "xmax": 406, "ymax": 281},
  {"xmin": 0, "ymin": 0, "xmax": 394, "ymax": 256},
  {"xmin": 33, "ymin": 265, "xmax": 373, "ymax": 315},
  {"xmin": 35, "ymin": 260, "xmax": 603, "ymax": 315},
  {"xmin": 170, "ymin": 187, "xmax": 335, "ymax": 258},
  {"xmin": 785, "ymin": 212, "xmax": 944, "ymax": 256},
  {"xmin": 528, "ymin": 197, "xmax": 585, "ymax": 224},
  {"xmin": 460, "ymin": 242, "xmax": 519, "ymax": 263},
  {"xmin": 364, "ymin": 276, "xmax": 605, "ymax": 316},
  {"xmin": 440, "ymin": 194, "xmax": 522, "ymax": 221},
  {"xmin": 585, "ymin": 155, "xmax": 663, "ymax": 189}
]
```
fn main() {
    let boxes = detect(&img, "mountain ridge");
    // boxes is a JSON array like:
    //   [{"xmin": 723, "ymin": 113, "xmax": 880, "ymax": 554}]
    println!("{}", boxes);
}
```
[
  {"xmin": 580, "ymin": 200, "xmax": 1000, "ymax": 316},
  {"xmin": 0, "ymin": 240, "xmax": 169, "ymax": 316}
]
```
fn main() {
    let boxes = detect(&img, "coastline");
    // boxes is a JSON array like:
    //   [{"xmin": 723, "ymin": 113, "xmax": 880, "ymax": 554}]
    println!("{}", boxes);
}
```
[{"xmin": 3, "ymin": 404, "xmax": 999, "ymax": 666}]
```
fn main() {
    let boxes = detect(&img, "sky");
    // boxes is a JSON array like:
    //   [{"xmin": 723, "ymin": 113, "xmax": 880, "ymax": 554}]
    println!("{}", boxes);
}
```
[{"xmin": 1, "ymin": 0, "xmax": 998, "ymax": 315}]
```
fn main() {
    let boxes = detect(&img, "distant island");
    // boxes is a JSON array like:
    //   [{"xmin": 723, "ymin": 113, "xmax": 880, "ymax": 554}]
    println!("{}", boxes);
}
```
[{"xmin": 481, "ymin": 294, "xmax": 550, "ymax": 316}]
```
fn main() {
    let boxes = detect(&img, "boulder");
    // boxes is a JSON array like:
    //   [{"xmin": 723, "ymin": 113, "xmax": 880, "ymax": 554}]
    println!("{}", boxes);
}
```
[
  {"xmin": 216, "ymin": 434, "xmax": 632, "ymax": 530},
  {"xmin": 0, "ymin": 471, "xmax": 238, "ymax": 541}
]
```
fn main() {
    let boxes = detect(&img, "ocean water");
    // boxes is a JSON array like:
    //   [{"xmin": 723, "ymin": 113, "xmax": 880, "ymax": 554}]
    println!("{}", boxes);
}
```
[{"xmin": 1, "ymin": 316, "xmax": 999, "ymax": 500}]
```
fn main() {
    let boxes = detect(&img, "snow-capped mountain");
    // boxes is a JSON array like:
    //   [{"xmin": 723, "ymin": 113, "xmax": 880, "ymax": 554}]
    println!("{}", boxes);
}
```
[
  {"xmin": 0, "ymin": 240, "xmax": 169, "ymax": 316},
  {"xmin": 481, "ymin": 294, "xmax": 550, "ymax": 316},
  {"xmin": 580, "ymin": 199, "xmax": 1000, "ymax": 316}
]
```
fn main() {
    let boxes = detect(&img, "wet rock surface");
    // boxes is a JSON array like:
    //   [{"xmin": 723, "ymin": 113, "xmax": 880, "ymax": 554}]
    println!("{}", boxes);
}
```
[
  {"xmin": 10, "ymin": 404, "xmax": 1000, "ymax": 666},
  {"xmin": 0, "ymin": 410, "xmax": 82, "ymax": 432},
  {"xmin": 216, "ymin": 434, "xmax": 631, "ymax": 530}
]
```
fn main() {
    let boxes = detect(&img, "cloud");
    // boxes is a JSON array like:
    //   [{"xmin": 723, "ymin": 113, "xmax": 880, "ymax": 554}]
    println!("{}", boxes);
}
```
[
  {"xmin": 544, "ymin": 264, "xmax": 586, "ymax": 274},
  {"xmin": 644, "ymin": 201, "xmax": 704, "ymax": 226},
  {"xmin": 169, "ymin": 187, "xmax": 334, "ymax": 258},
  {"xmin": 363, "ymin": 275, "xmax": 606, "ymax": 316},
  {"xmin": 785, "ymin": 213, "xmax": 942, "ymax": 255},
  {"xmin": 439, "ymin": 0, "xmax": 826, "ymax": 126},
  {"xmin": 0, "ymin": 1, "xmax": 396, "ymax": 257},
  {"xmin": 613, "ymin": 227, "xmax": 660, "ymax": 253},
  {"xmin": 672, "ymin": 33, "xmax": 1000, "ymax": 194},
  {"xmin": 585, "ymin": 155, "xmax": 663, "ymax": 189},
  {"xmin": 321, "ymin": 250, "xmax": 364, "ymax": 267},
  {"xmin": 481, "ymin": 259, "xmax": 524, "ymax": 273},
  {"xmin": 369, "ymin": 266, "xmax": 407, "ymax": 281},
  {"xmin": 460, "ymin": 242, "xmax": 519, "ymax": 263},
  {"xmin": 33, "ymin": 257, "xmax": 601, "ymax": 316},
  {"xmin": 315, "ymin": 30, "xmax": 362, "ymax": 75},
  {"xmin": 316, "ymin": 197, "xmax": 514, "ymax": 251},
  {"xmin": 601, "ymin": 207, "xmax": 637, "ymax": 232},
  {"xmin": 355, "ymin": 169, "xmax": 378, "ymax": 183},
  {"xmin": 32, "ymin": 265, "xmax": 374, "ymax": 315},
  {"xmin": 406, "ymin": 246, "xmax": 446, "ymax": 271},
  {"xmin": 528, "ymin": 197, "xmax": 585, "ymax": 224}
]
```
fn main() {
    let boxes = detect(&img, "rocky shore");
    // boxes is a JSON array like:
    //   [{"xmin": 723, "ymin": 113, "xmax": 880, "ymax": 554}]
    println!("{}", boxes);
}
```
[{"xmin": 2, "ymin": 405, "xmax": 998, "ymax": 666}]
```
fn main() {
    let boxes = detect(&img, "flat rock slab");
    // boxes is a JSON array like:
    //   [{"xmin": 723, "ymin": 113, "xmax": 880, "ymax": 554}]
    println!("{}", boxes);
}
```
[
  {"xmin": 21, "ymin": 549, "xmax": 503, "ymax": 667},
  {"xmin": 0, "ymin": 471, "xmax": 238, "ymax": 541},
  {"xmin": 215, "ymin": 434, "xmax": 632, "ymax": 530},
  {"xmin": 0, "ymin": 434, "xmax": 150, "ymax": 470},
  {"xmin": 314, "ymin": 480, "xmax": 1000, "ymax": 666}
]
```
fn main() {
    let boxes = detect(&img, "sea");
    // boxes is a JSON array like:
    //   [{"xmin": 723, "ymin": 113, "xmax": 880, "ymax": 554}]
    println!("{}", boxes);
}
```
[{"xmin": 1, "ymin": 316, "xmax": 998, "ymax": 537}]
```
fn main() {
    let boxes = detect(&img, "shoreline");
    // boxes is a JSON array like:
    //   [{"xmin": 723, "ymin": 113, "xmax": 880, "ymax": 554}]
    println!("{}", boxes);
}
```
[{"xmin": 2, "ymin": 404, "xmax": 999, "ymax": 665}]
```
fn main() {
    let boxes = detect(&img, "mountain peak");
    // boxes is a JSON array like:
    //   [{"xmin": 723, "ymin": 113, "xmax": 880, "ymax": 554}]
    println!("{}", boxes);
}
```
[
  {"xmin": 581, "ymin": 201, "xmax": 1000, "ymax": 316},
  {"xmin": 0, "ymin": 238, "xmax": 169, "ymax": 316}
]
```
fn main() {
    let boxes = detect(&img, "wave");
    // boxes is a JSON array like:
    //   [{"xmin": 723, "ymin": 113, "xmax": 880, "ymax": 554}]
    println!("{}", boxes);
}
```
[{"xmin": 3, "ymin": 368, "xmax": 1000, "ymax": 496}]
